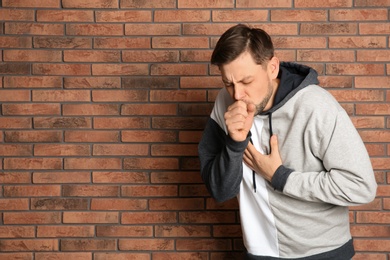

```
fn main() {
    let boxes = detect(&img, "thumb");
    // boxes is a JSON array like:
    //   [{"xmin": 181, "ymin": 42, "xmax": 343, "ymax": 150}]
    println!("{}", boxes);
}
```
[{"xmin": 247, "ymin": 103, "xmax": 256, "ymax": 118}]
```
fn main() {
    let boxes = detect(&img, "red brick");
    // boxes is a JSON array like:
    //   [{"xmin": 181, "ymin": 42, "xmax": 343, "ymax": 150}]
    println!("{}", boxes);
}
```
[
  {"xmin": 206, "ymin": 198, "xmax": 239, "ymax": 210},
  {"xmin": 0, "ymin": 226, "xmax": 34, "ymax": 238},
  {"xmin": 63, "ymin": 212, "xmax": 119, "ymax": 224},
  {"xmin": 180, "ymin": 76, "xmax": 223, "ymax": 89},
  {"xmin": 36, "ymin": 253, "xmax": 92, "ymax": 260},
  {"xmin": 31, "ymin": 198, "xmax": 89, "ymax": 210},
  {"xmin": 151, "ymin": 171, "xmax": 203, "ymax": 184},
  {"xmin": 37, "ymin": 226, "xmax": 94, "ymax": 238},
  {"xmin": 4, "ymin": 158, "xmax": 62, "ymax": 170},
  {"xmin": 122, "ymin": 185, "xmax": 177, "ymax": 197},
  {"xmin": 62, "ymin": 0, "xmax": 118, "ymax": 8},
  {"xmin": 4, "ymin": 76, "xmax": 62, "ymax": 88},
  {"xmin": 151, "ymin": 144, "xmax": 198, "ymax": 156},
  {"xmin": 150, "ymin": 90, "xmax": 206, "ymax": 102},
  {"xmin": 0, "ymin": 198, "xmax": 29, "ymax": 210},
  {"xmin": 64, "ymin": 50, "xmax": 120, "ymax": 62},
  {"xmin": 121, "ymin": 0, "xmax": 176, "ymax": 8},
  {"xmin": 95, "ymin": 253, "xmax": 149, "ymax": 260},
  {"xmin": 33, "ymin": 171, "xmax": 90, "ymax": 184},
  {"xmin": 118, "ymin": 239, "xmax": 174, "ymax": 251},
  {"xmin": 295, "ymin": 0, "xmax": 351, "ymax": 7},
  {"xmin": 155, "ymin": 225, "xmax": 210, "ymax": 237},
  {"xmin": 155, "ymin": 10, "xmax": 209, "ymax": 22},
  {"xmin": 92, "ymin": 64, "xmax": 149, "ymax": 76},
  {"xmin": 3, "ymin": 212, "xmax": 61, "ymax": 224},
  {"xmin": 34, "ymin": 144, "xmax": 90, "ymax": 156},
  {"xmin": 272, "ymin": 10, "xmax": 327, "ymax": 21},
  {"xmin": 149, "ymin": 198, "xmax": 204, "ymax": 211},
  {"xmin": 66, "ymin": 24, "xmax": 123, "ymax": 36},
  {"xmin": 91, "ymin": 199, "xmax": 147, "ymax": 210},
  {"xmin": 92, "ymin": 90, "xmax": 148, "ymax": 102},
  {"xmin": 352, "ymin": 116, "xmax": 384, "ymax": 128},
  {"xmin": 125, "ymin": 24, "xmax": 180, "ymax": 35},
  {"xmin": 93, "ymin": 144, "xmax": 148, "ymax": 156},
  {"xmin": 0, "ymin": 144, "xmax": 32, "ymax": 156},
  {"xmin": 351, "ymin": 225, "xmax": 390, "ymax": 237},
  {"xmin": 94, "ymin": 37, "xmax": 150, "ymax": 48},
  {"xmin": 326, "ymin": 63, "xmax": 384, "ymax": 75},
  {"xmin": 179, "ymin": 131, "xmax": 203, "ymax": 143},
  {"xmin": 93, "ymin": 117, "xmax": 149, "ymax": 129},
  {"xmin": 34, "ymin": 117, "xmax": 92, "ymax": 129},
  {"xmin": 152, "ymin": 117, "xmax": 207, "ymax": 130},
  {"xmin": 360, "ymin": 23, "xmax": 390, "ymax": 34},
  {"xmin": 236, "ymin": 0, "xmax": 291, "ymax": 7},
  {"xmin": 96, "ymin": 226, "xmax": 153, "ymax": 237},
  {"xmin": 34, "ymin": 37, "xmax": 92, "ymax": 49},
  {"xmin": 179, "ymin": 211, "xmax": 236, "ymax": 223},
  {"xmin": 3, "ymin": 104, "xmax": 60, "ymax": 116},
  {"xmin": 63, "ymin": 104, "xmax": 119, "ymax": 116},
  {"xmin": 124, "ymin": 158, "xmax": 179, "ymax": 170},
  {"xmin": 213, "ymin": 10, "xmax": 268, "ymax": 22},
  {"xmin": 298, "ymin": 50, "xmax": 354, "ymax": 62},
  {"xmin": 0, "ymin": 89, "xmax": 30, "ymax": 101},
  {"xmin": 213, "ymin": 225, "xmax": 242, "ymax": 237},
  {"xmin": 355, "ymin": 76, "xmax": 390, "ymax": 88},
  {"xmin": 300, "ymin": 23, "xmax": 357, "ymax": 35},
  {"xmin": 371, "ymin": 158, "xmax": 390, "ymax": 170},
  {"xmin": 96, "ymin": 11, "xmax": 151, "ymax": 22},
  {"xmin": 0, "ymin": 172, "xmax": 31, "ymax": 183},
  {"xmin": 176, "ymin": 238, "xmax": 232, "ymax": 251},
  {"xmin": 330, "ymin": 9, "xmax": 388, "ymax": 21},
  {"xmin": 63, "ymin": 185, "xmax": 119, "ymax": 197},
  {"xmin": 121, "ymin": 212, "xmax": 177, "ymax": 224},
  {"xmin": 37, "ymin": 10, "xmax": 94, "ymax": 22},
  {"xmin": 364, "ymin": 144, "xmax": 386, "ymax": 157},
  {"xmin": 179, "ymin": 185, "xmax": 208, "ymax": 197},
  {"xmin": 153, "ymin": 252, "xmax": 208, "ymax": 260},
  {"xmin": 5, "ymin": 22, "xmax": 64, "ymax": 35},
  {"xmin": 0, "ymin": 36, "xmax": 32, "ymax": 48},
  {"xmin": 180, "ymin": 50, "xmax": 211, "ymax": 62},
  {"xmin": 151, "ymin": 64, "xmax": 207, "ymax": 76},
  {"xmin": 121, "ymin": 130, "xmax": 177, "ymax": 143},
  {"xmin": 358, "ymin": 50, "xmax": 390, "ymax": 62},
  {"xmin": 64, "ymin": 77, "xmax": 120, "ymax": 89},
  {"xmin": 354, "ymin": 239, "xmax": 390, "ymax": 252},
  {"xmin": 357, "ymin": 212, "xmax": 390, "ymax": 224},
  {"xmin": 64, "ymin": 158, "xmax": 121, "ymax": 170},
  {"xmin": 273, "ymin": 37, "xmax": 327, "ymax": 49},
  {"xmin": 385, "ymin": 198, "xmax": 390, "ymax": 210},
  {"xmin": 0, "ymin": 239, "xmax": 59, "ymax": 251},
  {"xmin": 5, "ymin": 130, "xmax": 62, "ymax": 143},
  {"xmin": 329, "ymin": 36, "xmax": 387, "ymax": 48},
  {"xmin": 122, "ymin": 50, "xmax": 179, "ymax": 62},
  {"xmin": 359, "ymin": 130, "xmax": 390, "ymax": 142},
  {"xmin": 355, "ymin": 0, "xmax": 390, "ymax": 6},
  {"xmin": 65, "ymin": 130, "xmax": 119, "ymax": 143},
  {"xmin": 121, "ymin": 104, "xmax": 177, "ymax": 116},
  {"xmin": 153, "ymin": 37, "xmax": 209, "ymax": 49},
  {"xmin": 2, "ymin": 0, "xmax": 59, "ymax": 7},
  {"xmin": 356, "ymin": 104, "xmax": 390, "ymax": 115},
  {"xmin": 0, "ymin": 9, "xmax": 34, "ymax": 21},
  {"xmin": 33, "ymin": 64, "xmax": 91, "ymax": 76},
  {"xmin": 4, "ymin": 185, "xmax": 61, "ymax": 197},
  {"xmin": 92, "ymin": 171, "xmax": 148, "ymax": 184},
  {"xmin": 61, "ymin": 239, "xmax": 116, "ymax": 251},
  {"xmin": 0, "ymin": 253, "xmax": 32, "ymax": 259}
]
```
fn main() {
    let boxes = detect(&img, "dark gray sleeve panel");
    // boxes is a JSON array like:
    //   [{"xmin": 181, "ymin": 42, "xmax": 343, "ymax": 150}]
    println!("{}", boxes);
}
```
[{"xmin": 198, "ymin": 118, "xmax": 250, "ymax": 203}]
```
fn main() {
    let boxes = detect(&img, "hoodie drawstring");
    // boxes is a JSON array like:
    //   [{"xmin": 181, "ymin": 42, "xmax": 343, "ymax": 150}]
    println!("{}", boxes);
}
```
[{"xmin": 252, "ymin": 113, "xmax": 273, "ymax": 193}]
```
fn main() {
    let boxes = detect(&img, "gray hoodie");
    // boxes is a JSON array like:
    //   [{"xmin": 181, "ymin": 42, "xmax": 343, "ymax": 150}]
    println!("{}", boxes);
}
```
[{"xmin": 198, "ymin": 62, "xmax": 377, "ymax": 259}]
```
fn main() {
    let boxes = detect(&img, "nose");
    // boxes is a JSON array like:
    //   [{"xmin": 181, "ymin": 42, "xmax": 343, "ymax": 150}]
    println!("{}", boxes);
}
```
[{"xmin": 233, "ymin": 84, "xmax": 245, "ymax": 101}]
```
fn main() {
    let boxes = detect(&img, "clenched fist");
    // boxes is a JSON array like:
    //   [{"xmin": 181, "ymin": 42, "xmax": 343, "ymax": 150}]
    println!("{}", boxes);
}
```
[{"xmin": 224, "ymin": 100, "xmax": 256, "ymax": 142}]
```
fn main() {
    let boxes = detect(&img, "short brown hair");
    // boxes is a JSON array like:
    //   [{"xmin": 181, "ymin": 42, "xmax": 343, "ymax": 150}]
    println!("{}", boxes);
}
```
[{"xmin": 211, "ymin": 24, "xmax": 274, "ymax": 67}]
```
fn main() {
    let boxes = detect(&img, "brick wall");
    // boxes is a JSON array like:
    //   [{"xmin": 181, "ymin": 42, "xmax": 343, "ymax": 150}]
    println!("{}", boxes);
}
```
[{"xmin": 0, "ymin": 0, "xmax": 389, "ymax": 259}]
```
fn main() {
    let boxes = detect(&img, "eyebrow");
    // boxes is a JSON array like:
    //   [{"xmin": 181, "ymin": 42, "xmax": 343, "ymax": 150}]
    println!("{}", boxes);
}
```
[{"xmin": 222, "ymin": 76, "xmax": 253, "ymax": 85}]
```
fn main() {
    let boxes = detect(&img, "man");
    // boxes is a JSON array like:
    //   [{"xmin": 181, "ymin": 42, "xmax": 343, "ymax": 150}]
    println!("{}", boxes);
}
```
[{"xmin": 198, "ymin": 24, "xmax": 377, "ymax": 259}]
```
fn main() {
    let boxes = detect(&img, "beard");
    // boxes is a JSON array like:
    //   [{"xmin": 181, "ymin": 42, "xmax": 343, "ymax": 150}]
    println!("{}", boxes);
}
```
[{"xmin": 255, "ymin": 81, "xmax": 274, "ymax": 114}]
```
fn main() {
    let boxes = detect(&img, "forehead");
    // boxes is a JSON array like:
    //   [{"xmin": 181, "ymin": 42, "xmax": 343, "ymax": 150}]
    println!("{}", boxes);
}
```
[{"xmin": 219, "ymin": 51, "xmax": 266, "ymax": 82}]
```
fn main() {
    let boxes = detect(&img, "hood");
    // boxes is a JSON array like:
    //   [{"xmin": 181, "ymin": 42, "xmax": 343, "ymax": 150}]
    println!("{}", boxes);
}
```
[{"xmin": 261, "ymin": 62, "xmax": 319, "ymax": 115}]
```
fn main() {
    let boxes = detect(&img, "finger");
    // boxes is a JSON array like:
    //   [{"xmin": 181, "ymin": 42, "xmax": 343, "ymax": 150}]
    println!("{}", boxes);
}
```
[{"xmin": 270, "ymin": 135, "xmax": 280, "ymax": 155}]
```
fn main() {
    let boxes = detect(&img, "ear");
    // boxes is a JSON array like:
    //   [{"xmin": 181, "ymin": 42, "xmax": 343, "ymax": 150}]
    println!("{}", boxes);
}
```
[{"xmin": 267, "ymin": 56, "xmax": 280, "ymax": 80}]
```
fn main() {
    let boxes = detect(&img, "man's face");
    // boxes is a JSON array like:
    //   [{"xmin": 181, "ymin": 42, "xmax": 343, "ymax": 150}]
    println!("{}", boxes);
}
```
[{"xmin": 219, "ymin": 51, "xmax": 277, "ymax": 114}]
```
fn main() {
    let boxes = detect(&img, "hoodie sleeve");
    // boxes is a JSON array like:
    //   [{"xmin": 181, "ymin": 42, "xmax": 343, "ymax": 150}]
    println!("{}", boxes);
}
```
[
  {"xmin": 278, "ymin": 107, "xmax": 377, "ymax": 206},
  {"xmin": 198, "ymin": 118, "xmax": 250, "ymax": 203}
]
